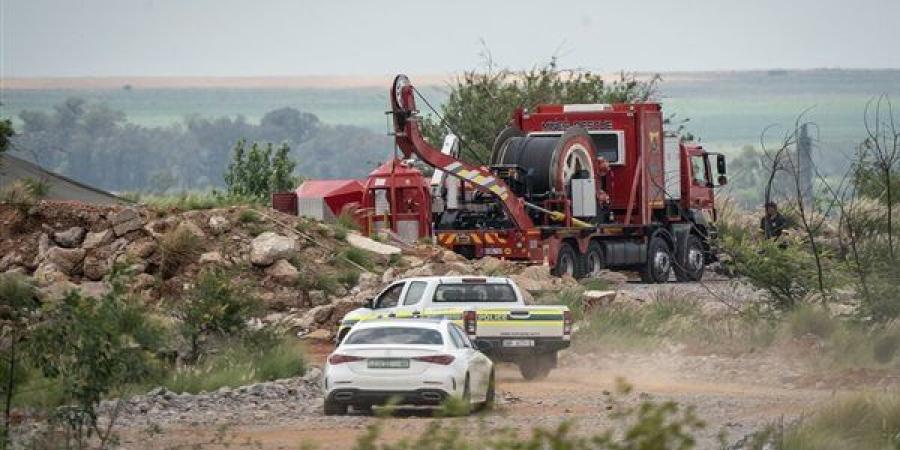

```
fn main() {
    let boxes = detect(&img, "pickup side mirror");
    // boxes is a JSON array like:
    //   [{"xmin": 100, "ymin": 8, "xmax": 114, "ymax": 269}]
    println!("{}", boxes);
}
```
[
  {"xmin": 473, "ymin": 340, "xmax": 491, "ymax": 353},
  {"xmin": 365, "ymin": 298, "xmax": 375, "ymax": 310}
]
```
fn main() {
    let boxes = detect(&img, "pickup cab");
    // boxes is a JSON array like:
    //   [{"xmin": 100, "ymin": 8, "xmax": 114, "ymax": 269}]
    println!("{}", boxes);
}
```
[{"xmin": 336, "ymin": 276, "xmax": 572, "ymax": 380}]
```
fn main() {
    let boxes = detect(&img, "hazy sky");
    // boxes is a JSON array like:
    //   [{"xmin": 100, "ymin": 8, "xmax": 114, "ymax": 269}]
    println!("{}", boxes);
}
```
[{"xmin": 3, "ymin": 0, "xmax": 899, "ymax": 77}]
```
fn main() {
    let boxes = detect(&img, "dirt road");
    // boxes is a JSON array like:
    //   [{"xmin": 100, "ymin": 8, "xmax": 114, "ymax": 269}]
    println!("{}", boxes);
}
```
[{"xmin": 121, "ymin": 343, "xmax": 869, "ymax": 450}]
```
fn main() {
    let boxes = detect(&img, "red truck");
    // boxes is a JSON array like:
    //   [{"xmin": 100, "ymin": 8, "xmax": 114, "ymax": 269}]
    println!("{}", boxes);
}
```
[{"xmin": 390, "ymin": 75, "xmax": 726, "ymax": 283}]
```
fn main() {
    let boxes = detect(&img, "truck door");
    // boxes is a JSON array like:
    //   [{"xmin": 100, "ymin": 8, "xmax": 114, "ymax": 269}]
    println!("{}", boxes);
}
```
[
  {"xmin": 393, "ymin": 280, "xmax": 429, "ymax": 318},
  {"xmin": 687, "ymin": 153, "xmax": 714, "ymax": 210}
]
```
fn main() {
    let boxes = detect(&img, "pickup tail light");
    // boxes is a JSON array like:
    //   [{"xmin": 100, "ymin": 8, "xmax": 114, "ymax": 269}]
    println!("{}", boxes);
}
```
[
  {"xmin": 328, "ymin": 354, "xmax": 364, "ymax": 365},
  {"xmin": 563, "ymin": 310, "xmax": 573, "ymax": 335},
  {"xmin": 413, "ymin": 355, "xmax": 455, "ymax": 365},
  {"xmin": 463, "ymin": 310, "xmax": 477, "ymax": 335}
]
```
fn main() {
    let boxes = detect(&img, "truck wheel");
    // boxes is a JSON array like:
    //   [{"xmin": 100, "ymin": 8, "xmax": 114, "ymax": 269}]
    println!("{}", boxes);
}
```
[
  {"xmin": 552, "ymin": 242, "xmax": 583, "ymax": 278},
  {"xmin": 324, "ymin": 399, "xmax": 348, "ymax": 416},
  {"xmin": 640, "ymin": 236, "xmax": 673, "ymax": 283},
  {"xmin": 674, "ymin": 234, "xmax": 705, "ymax": 282},
  {"xmin": 584, "ymin": 240, "xmax": 605, "ymax": 278}
]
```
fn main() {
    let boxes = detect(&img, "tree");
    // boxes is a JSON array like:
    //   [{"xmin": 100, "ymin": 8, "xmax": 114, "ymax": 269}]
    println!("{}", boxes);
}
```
[
  {"xmin": 224, "ymin": 139, "xmax": 298, "ymax": 199},
  {"xmin": 0, "ymin": 274, "xmax": 39, "ymax": 445},
  {"xmin": 421, "ymin": 56, "xmax": 660, "ymax": 164},
  {"xmin": 29, "ymin": 274, "xmax": 163, "ymax": 448},
  {"xmin": 0, "ymin": 118, "xmax": 13, "ymax": 155},
  {"xmin": 173, "ymin": 269, "xmax": 260, "ymax": 360}
]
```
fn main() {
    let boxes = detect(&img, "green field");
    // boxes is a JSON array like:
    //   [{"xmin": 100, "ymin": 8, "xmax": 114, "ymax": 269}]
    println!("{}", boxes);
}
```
[{"xmin": 2, "ymin": 69, "xmax": 899, "ymax": 157}]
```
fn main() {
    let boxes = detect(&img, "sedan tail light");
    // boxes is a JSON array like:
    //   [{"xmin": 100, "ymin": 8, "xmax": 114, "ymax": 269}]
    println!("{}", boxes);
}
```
[
  {"xmin": 563, "ymin": 310, "xmax": 573, "ymax": 335},
  {"xmin": 413, "ymin": 355, "xmax": 455, "ymax": 365},
  {"xmin": 328, "ymin": 354, "xmax": 364, "ymax": 365}
]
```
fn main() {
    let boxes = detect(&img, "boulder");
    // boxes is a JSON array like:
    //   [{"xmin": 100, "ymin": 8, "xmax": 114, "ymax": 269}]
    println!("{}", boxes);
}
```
[
  {"xmin": 126, "ymin": 239, "xmax": 158, "ymax": 259},
  {"xmin": 82, "ymin": 229, "xmax": 114, "ymax": 249},
  {"xmin": 300, "ymin": 328, "xmax": 333, "ymax": 341},
  {"xmin": 597, "ymin": 270, "xmax": 629, "ymax": 286},
  {"xmin": 80, "ymin": 281, "xmax": 111, "ymax": 298},
  {"xmin": 346, "ymin": 233, "xmax": 401, "ymax": 255},
  {"xmin": 178, "ymin": 221, "xmax": 206, "ymax": 239},
  {"xmin": 308, "ymin": 290, "xmax": 328, "ymax": 306},
  {"xmin": 83, "ymin": 255, "xmax": 111, "ymax": 281},
  {"xmin": 311, "ymin": 304, "xmax": 335, "ymax": 324},
  {"xmin": 250, "ymin": 232, "xmax": 298, "ymax": 266},
  {"xmin": 38, "ymin": 279, "xmax": 79, "ymax": 300},
  {"xmin": 53, "ymin": 227, "xmax": 86, "ymax": 248},
  {"xmin": 132, "ymin": 273, "xmax": 156, "ymax": 292},
  {"xmin": 36, "ymin": 233, "xmax": 51, "ymax": 262},
  {"xmin": 45, "ymin": 247, "xmax": 85, "ymax": 275},
  {"xmin": 440, "ymin": 249, "xmax": 465, "ymax": 263},
  {"xmin": 208, "ymin": 216, "xmax": 229, "ymax": 235},
  {"xmin": 381, "ymin": 267, "xmax": 396, "ymax": 284},
  {"xmin": 331, "ymin": 297, "xmax": 366, "ymax": 325},
  {"xmin": 357, "ymin": 271, "xmax": 379, "ymax": 290},
  {"xmin": 582, "ymin": 290, "xmax": 618, "ymax": 311},
  {"xmin": 403, "ymin": 263, "xmax": 436, "ymax": 278},
  {"xmin": 33, "ymin": 263, "xmax": 69, "ymax": 286},
  {"xmin": 266, "ymin": 259, "xmax": 299, "ymax": 286},
  {"xmin": 110, "ymin": 208, "xmax": 145, "ymax": 236},
  {"xmin": 199, "ymin": 251, "xmax": 226, "ymax": 265}
]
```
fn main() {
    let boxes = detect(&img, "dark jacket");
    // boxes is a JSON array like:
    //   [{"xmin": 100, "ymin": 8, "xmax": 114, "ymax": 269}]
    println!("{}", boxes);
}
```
[{"xmin": 760, "ymin": 212, "xmax": 788, "ymax": 239}]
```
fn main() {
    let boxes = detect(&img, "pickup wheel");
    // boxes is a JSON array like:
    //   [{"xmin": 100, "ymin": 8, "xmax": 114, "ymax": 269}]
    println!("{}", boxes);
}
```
[
  {"xmin": 640, "ymin": 235, "xmax": 673, "ymax": 283},
  {"xmin": 674, "ymin": 234, "xmax": 705, "ymax": 282},
  {"xmin": 324, "ymin": 400, "xmax": 348, "ymax": 416},
  {"xmin": 518, "ymin": 354, "xmax": 555, "ymax": 380},
  {"xmin": 552, "ymin": 242, "xmax": 584, "ymax": 278}
]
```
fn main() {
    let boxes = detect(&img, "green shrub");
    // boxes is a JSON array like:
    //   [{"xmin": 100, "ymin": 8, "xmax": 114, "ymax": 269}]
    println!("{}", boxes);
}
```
[
  {"xmin": 238, "ymin": 208, "xmax": 260, "ymax": 223},
  {"xmin": 333, "ymin": 225, "xmax": 348, "ymax": 241},
  {"xmin": 335, "ymin": 212, "xmax": 358, "ymax": 231},
  {"xmin": 580, "ymin": 278, "xmax": 613, "ymax": 291},
  {"xmin": 337, "ymin": 270, "xmax": 361, "ymax": 287},
  {"xmin": 172, "ymin": 269, "xmax": 261, "ymax": 360},
  {"xmin": 786, "ymin": 305, "xmax": 838, "ymax": 339},
  {"xmin": 341, "ymin": 247, "xmax": 373, "ymax": 270},
  {"xmin": 159, "ymin": 222, "xmax": 202, "ymax": 278}
]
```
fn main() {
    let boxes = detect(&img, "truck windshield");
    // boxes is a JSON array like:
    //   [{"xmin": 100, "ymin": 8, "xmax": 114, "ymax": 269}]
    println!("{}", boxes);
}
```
[
  {"xmin": 345, "ymin": 327, "xmax": 443, "ymax": 345},
  {"xmin": 434, "ymin": 283, "xmax": 517, "ymax": 303}
]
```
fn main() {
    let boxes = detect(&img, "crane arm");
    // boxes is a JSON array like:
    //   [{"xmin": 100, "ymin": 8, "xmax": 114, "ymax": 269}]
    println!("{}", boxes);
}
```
[{"xmin": 389, "ymin": 74, "xmax": 535, "ymax": 230}]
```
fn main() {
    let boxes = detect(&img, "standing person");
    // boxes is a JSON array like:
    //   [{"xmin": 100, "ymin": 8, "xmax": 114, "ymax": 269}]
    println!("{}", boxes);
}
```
[{"xmin": 760, "ymin": 201, "xmax": 789, "ymax": 239}]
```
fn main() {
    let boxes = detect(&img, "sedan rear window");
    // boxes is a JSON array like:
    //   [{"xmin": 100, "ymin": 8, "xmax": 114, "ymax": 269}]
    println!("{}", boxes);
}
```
[
  {"xmin": 434, "ymin": 283, "xmax": 517, "ymax": 303},
  {"xmin": 345, "ymin": 327, "xmax": 443, "ymax": 345}
]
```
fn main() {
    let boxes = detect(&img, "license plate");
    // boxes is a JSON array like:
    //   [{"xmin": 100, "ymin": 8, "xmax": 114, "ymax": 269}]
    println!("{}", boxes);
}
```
[
  {"xmin": 483, "ymin": 247, "xmax": 503, "ymax": 255},
  {"xmin": 367, "ymin": 358, "xmax": 410, "ymax": 369},
  {"xmin": 502, "ymin": 339, "xmax": 534, "ymax": 348}
]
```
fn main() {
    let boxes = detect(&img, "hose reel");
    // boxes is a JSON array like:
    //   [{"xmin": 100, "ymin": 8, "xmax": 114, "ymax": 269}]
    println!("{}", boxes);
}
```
[{"xmin": 492, "ymin": 126, "xmax": 606, "ymax": 200}]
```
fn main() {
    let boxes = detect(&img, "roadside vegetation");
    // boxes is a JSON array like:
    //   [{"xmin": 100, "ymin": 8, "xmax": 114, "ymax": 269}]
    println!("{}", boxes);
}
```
[{"xmin": 0, "ymin": 268, "xmax": 305, "ymax": 447}]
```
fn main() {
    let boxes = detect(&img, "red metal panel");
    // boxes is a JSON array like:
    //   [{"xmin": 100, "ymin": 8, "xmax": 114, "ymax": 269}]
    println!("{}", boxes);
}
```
[{"xmin": 271, "ymin": 192, "xmax": 298, "ymax": 215}]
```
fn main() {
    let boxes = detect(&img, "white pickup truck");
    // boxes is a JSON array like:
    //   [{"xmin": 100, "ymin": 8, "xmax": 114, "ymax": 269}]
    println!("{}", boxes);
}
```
[{"xmin": 336, "ymin": 276, "xmax": 572, "ymax": 379}]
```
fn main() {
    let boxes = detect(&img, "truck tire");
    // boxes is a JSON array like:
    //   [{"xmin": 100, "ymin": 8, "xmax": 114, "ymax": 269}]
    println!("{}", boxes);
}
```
[
  {"xmin": 324, "ymin": 400, "xmax": 348, "ymax": 416},
  {"xmin": 552, "ymin": 242, "xmax": 583, "ymax": 278},
  {"xmin": 674, "ymin": 234, "xmax": 705, "ymax": 282},
  {"xmin": 584, "ymin": 240, "xmax": 605, "ymax": 278},
  {"xmin": 518, "ymin": 353, "xmax": 555, "ymax": 380},
  {"xmin": 640, "ymin": 236, "xmax": 673, "ymax": 283}
]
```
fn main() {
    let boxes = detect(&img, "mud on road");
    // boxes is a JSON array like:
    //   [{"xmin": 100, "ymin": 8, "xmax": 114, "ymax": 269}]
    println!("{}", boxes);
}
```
[{"xmin": 116, "ymin": 340, "xmax": 884, "ymax": 450}]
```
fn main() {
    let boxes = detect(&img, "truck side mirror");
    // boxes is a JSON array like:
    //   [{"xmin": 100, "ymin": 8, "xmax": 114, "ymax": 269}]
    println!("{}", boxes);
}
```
[
  {"xmin": 717, "ymin": 154, "xmax": 727, "ymax": 175},
  {"xmin": 717, "ymin": 175, "xmax": 728, "ymax": 186}
]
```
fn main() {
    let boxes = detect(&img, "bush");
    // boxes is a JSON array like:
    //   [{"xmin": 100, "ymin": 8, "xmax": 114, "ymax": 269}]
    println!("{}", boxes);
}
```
[
  {"xmin": 159, "ymin": 223, "xmax": 203, "ymax": 278},
  {"xmin": 172, "ymin": 269, "xmax": 261, "ymax": 360},
  {"xmin": 333, "ymin": 225, "xmax": 348, "ymax": 241},
  {"xmin": 125, "ymin": 190, "xmax": 256, "ymax": 211},
  {"xmin": 785, "ymin": 305, "xmax": 838, "ymax": 339},
  {"xmin": 238, "ymin": 208, "xmax": 260, "ymax": 223},
  {"xmin": 340, "ymin": 247, "xmax": 373, "ymax": 270},
  {"xmin": 28, "ymin": 280, "xmax": 166, "ymax": 444},
  {"xmin": 337, "ymin": 270, "xmax": 361, "ymax": 287}
]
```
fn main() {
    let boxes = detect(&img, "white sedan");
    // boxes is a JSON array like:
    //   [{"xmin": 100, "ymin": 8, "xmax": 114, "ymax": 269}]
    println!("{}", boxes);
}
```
[{"xmin": 322, "ymin": 318, "xmax": 495, "ymax": 415}]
